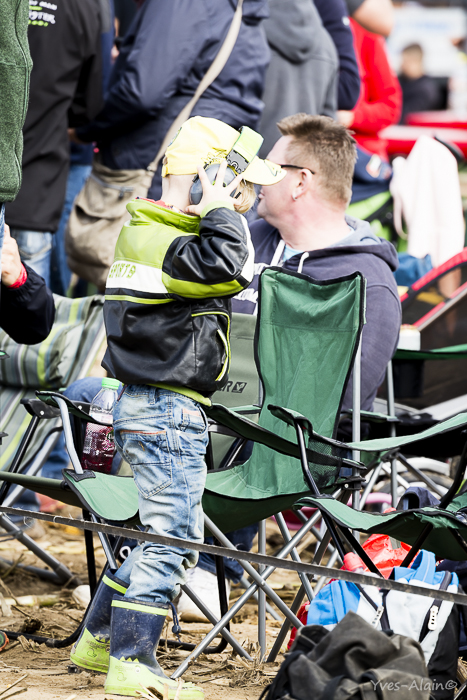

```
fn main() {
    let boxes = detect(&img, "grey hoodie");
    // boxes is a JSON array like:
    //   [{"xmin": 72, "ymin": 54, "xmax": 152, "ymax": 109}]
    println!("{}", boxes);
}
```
[
  {"xmin": 259, "ymin": 0, "xmax": 339, "ymax": 157},
  {"xmin": 233, "ymin": 216, "xmax": 401, "ymax": 413}
]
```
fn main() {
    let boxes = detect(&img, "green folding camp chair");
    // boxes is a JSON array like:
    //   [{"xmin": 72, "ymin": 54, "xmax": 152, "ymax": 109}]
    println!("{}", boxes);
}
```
[
  {"xmin": 0, "ymin": 266, "xmax": 369, "ymax": 674},
  {"xmin": 0, "ymin": 294, "xmax": 105, "ymax": 583}
]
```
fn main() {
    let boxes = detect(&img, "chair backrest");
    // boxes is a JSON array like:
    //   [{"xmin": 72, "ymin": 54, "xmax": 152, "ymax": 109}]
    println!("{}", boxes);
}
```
[
  {"xmin": 210, "ymin": 312, "xmax": 258, "ymax": 468},
  {"xmin": 0, "ymin": 295, "xmax": 105, "ymax": 472},
  {"xmin": 207, "ymin": 267, "xmax": 365, "ymax": 508}
]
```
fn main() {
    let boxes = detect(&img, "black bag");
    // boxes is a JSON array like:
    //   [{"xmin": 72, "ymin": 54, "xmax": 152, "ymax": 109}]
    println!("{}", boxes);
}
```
[{"xmin": 262, "ymin": 612, "xmax": 432, "ymax": 700}]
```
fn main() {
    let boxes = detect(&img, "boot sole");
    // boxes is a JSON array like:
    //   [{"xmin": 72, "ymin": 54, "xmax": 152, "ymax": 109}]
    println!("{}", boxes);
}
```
[{"xmin": 105, "ymin": 659, "xmax": 204, "ymax": 699}]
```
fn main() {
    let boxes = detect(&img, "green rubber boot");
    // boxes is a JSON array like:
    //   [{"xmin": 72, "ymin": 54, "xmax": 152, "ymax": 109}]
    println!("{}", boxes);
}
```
[
  {"xmin": 104, "ymin": 596, "xmax": 204, "ymax": 699},
  {"xmin": 70, "ymin": 571, "xmax": 128, "ymax": 673}
]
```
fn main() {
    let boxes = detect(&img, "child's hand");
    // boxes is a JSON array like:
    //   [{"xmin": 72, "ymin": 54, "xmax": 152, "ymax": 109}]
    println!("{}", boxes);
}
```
[
  {"xmin": 1, "ymin": 225, "xmax": 23, "ymax": 287},
  {"xmin": 185, "ymin": 161, "xmax": 243, "ymax": 216}
]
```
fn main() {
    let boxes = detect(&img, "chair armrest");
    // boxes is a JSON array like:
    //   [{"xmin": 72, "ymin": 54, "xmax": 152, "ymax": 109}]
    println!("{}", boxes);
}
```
[
  {"xmin": 343, "ymin": 409, "xmax": 400, "ymax": 424},
  {"xmin": 267, "ymin": 404, "xmax": 364, "ymax": 471},
  {"xmin": 36, "ymin": 391, "xmax": 100, "ymax": 424},
  {"xmin": 230, "ymin": 405, "xmax": 261, "ymax": 415}
]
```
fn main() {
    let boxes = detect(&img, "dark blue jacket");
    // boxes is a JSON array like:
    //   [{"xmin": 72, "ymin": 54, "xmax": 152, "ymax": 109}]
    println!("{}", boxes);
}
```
[
  {"xmin": 314, "ymin": 0, "xmax": 360, "ymax": 110},
  {"xmin": 77, "ymin": 0, "xmax": 270, "ymax": 191}
]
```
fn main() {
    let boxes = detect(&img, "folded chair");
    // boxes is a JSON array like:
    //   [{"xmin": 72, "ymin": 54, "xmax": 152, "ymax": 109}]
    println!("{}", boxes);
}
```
[
  {"xmin": 0, "ymin": 266, "xmax": 369, "ymax": 674},
  {"xmin": 0, "ymin": 294, "xmax": 105, "ymax": 583}
]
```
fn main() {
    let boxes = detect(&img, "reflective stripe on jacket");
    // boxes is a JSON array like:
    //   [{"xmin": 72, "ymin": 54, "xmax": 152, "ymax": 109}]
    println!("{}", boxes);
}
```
[{"xmin": 102, "ymin": 199, "xmax": 254, "ymax": 395}]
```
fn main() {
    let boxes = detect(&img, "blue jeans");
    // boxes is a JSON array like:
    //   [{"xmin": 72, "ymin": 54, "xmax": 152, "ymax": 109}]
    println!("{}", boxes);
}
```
[
  {"xmin": 51, "ymin": 164, "xmax": 91, "ymax": 296},
  {"xmin": 113, "ymin": 386, "xmax": 209, "ymax": 605},
  {"xmin": 10, "ymin": 229, "xmax": 53, "ymax": 287}
]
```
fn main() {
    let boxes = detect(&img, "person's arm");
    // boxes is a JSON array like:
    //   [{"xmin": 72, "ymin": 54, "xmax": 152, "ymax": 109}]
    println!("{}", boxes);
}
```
[
  {"xmin": 346, "ymin": 0, "xmax": 394, "ymax": 37},
  {"xmin": 75, "ymin": 0, "xmax": 209, "ymax": 144},
  {"xmin": 342, "ymin": 284, "xmax": 401, "ymax": 410},
  {"xmin": 0, "ymin": 227, "xmax": 55, "ymax": 344},
  {"xmin": 347, "ymin": 29, "xmax": 402, "ymax": 134},
  {"xmin": 314, "ymin": 0, "xmax": 361, "ymax": 111},
  {"xmin": 162, "ymin": 164, "xmax": 254, "ymax": 299}
]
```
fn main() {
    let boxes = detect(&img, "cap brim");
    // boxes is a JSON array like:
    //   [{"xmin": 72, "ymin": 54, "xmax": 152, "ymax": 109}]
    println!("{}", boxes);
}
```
[{"xmin": 242, "ymin": 157, "xmax": 286, "ymax": 185}]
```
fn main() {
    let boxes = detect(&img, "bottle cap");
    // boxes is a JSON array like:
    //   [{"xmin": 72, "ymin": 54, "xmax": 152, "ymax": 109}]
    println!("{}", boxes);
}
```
[{"xmin": 102, "ymin": 378, "xmax": 120, "ymax": 390}]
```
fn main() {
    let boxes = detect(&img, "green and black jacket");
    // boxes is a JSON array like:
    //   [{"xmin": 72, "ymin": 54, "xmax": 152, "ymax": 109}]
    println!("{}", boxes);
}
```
[{"xmin": 102, "ymin": 199, "xmax": 254, "ymax": 402}]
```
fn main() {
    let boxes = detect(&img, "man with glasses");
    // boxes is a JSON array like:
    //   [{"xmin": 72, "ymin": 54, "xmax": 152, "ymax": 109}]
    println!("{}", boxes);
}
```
[
  {"xmin": 235, "ymin": 113, "xmax": 401, "ymax": 418},
  {"xmin": 177, "ymin": 114, "xmax": 402, "ymax": 622}
]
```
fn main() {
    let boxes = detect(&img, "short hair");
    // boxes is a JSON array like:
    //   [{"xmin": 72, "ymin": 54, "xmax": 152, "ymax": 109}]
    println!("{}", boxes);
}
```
[
  {"xmin": 277, "ymin": 114, "xmax": 357, "ymax": 205},
  {"xmin": 402, "ymin": 43, "xmax": 423, "ymax": 58}
]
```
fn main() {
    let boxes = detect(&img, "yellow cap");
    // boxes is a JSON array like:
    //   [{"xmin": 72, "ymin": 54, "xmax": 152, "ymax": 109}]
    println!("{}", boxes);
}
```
[{"xmin": 162, "ymin": 116, "xmax": 285, "ymax": 186}]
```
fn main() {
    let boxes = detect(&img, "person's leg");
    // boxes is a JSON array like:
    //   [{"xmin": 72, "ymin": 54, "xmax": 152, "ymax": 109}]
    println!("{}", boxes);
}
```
[
  {"xmin": 50, "ymin": 164, "xmax": 91, "ymax": 296},
  {"xmin": 9, "ymin": 229, "xmax": 53, "ymax": 287},
  {"xmin": 104, "ymin": 387, "xmax": 207, "ymax": 696},
  {"xmin": 114, "ymin": 387, "xmax": 208, "ymax": 604}
]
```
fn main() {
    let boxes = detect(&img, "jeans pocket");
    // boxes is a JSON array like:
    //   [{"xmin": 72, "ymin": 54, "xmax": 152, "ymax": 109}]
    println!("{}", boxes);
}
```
[
  {"xmin": 117, "ymin": 429, "xmax": 172, "ymax": 498},
  {"xmin": 180, "ymin": 407, "xmax": 207, "ymax": 433}
]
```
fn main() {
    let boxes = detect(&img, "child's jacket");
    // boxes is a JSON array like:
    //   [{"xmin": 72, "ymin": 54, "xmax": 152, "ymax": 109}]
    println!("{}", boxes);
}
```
[{"xmin": 102, "ymin": 199, "xmax": 254, "ymax": 400}]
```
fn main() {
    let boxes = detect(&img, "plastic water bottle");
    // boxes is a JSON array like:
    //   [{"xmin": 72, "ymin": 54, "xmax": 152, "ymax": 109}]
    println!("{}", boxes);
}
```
[{"xmin": 81, "ymin": 378, "xmax": 120, "ymax": 474}]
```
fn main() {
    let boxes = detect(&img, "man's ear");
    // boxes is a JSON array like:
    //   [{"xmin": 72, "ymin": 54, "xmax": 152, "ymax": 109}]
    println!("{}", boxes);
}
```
[{"xmin": 298, "ymin": 169, "xmax": 314, "ymax": 196}]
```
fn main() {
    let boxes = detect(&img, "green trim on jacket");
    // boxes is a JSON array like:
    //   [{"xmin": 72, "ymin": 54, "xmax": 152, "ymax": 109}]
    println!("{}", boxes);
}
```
[{"xmin": 103, "ymin": 199, "xmax": 254, "ymax": 395}]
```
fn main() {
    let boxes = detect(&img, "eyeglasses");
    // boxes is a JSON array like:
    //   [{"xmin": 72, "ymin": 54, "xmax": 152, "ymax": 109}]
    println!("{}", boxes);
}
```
[{"xmin": 279, "ymin": 164, "xmax": 316, "ymax": 175}]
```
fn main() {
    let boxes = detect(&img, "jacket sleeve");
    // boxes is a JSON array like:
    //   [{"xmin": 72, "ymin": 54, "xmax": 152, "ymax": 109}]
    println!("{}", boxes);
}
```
[
  {"xmin": 342, "ymin": 283, "xmax": 401, "ymax": 411},
  {"xmin": 0, "ymin": 265, "xmax": 55, "ymax": 345},
  {"xmin": 315, "ymin": 0, "xmax": 361, "ymax": 110},
  {"xmin": 350, "ymin": 31, "xmax": 402, "ymax": 134},
  {"xmin": 162, "ymin": 204, "xmax": 255, "ymax": 299},
  {"xmin": 76, "ymin": 0, "xmax": 209, "ymax": 143}
]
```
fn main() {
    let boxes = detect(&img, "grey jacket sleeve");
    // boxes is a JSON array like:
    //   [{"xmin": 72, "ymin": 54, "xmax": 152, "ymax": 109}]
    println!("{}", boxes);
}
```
[{"xmin": 342, "ymin": 283, "xmax": 401, "ymax": 412}]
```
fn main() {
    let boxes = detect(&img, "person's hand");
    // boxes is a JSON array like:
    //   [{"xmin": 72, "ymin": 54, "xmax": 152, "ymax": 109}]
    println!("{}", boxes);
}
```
[
  {"xmin": 185, "ymin": 161, "xmax": 243, "ymax": 217},
  {"xmin": 1, "ymin": 225, "xmax": 23, "ymax": 287},
  {"xmin": 68, "ymin": 128, "xmax": 87, "ymax": 145},
  {"xmin": 337, "ymin": 110, "xmax": 355, "ymax": 128}
]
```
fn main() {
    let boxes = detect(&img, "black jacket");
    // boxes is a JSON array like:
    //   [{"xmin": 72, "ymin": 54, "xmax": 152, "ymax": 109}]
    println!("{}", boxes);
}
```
[
  {"xmin": 6, "ymin": 0, "xmax": 104, "ymax": 233},
  {"xmin": 1, "ymin": 266, "xmax": 55, "ymax": 345},
  {"xmin": 77, "ymin": 0, "xmax": 269, "ymax": 197},
  {"xmin": 103, "ymin": 202, "xmax": 254, "ymax": 396}
]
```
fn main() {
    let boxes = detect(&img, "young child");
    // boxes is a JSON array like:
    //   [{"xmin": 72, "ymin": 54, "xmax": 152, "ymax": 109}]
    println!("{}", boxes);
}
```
[{"xmin": 70, "ymin": 116, "xmax": 284, "ymax": 698}]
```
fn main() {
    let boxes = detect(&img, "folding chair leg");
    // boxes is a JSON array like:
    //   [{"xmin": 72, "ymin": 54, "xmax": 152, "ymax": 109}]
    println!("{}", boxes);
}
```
[
  {"xmin": 239, "ymin": 577, "xmax": 282, "ymax": 621},
  {"xmin": 0, "ymin": 514, "xmax": 74, "ymax": 585},
  {"xmin": 171, "ymin": 515, "xmax": 316, "ymax": 679},
  {"xmin": 204, "ymin": 517, "xmax": 303, "ymax": 626},
  {"xmin": 266, "ymin": 583, "xmax": 306, "ymax": 663},
  {"xmin": 275, "ymin": 513, "xmax": 314, "ymax": 603},
  {"xmin": 178, "ymin": 583, "xmax": 249, "ymax": 658},
  {"xmin": 400, "ymin": 523, "xmax": 434, "ymax": 568},
  {"xmin": 266, "ymin": 523, "xmax": 336, "ymax": 664},
  {"xmin": 258, "ymin": 519, "xmax": 267, "ymax": 659}
]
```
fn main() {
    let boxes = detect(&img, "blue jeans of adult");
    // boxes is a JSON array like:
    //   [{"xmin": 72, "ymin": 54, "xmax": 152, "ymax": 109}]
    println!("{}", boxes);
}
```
[
  {"xmin": 113, "ymin": 386, "xmax": 209, "ymax": 605},
  {"xmin": 10, "ymin": 229, "xmax": 53, "ymax": 287},
  {"xmin": 50, "ymin": 164, "xmax": 91, "ymax": 296}
]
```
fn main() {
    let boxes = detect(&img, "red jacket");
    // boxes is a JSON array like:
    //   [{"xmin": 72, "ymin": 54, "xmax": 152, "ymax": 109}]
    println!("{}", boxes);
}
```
[{"xmin": 350, "ymin": 19, "xmax": 402, "ymax": 159}]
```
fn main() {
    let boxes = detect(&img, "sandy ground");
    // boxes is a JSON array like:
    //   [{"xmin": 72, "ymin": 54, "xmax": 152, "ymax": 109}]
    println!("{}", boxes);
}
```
[{"xmin": 0, "ymin": 515, "xmax": 304, "ymax": 700}]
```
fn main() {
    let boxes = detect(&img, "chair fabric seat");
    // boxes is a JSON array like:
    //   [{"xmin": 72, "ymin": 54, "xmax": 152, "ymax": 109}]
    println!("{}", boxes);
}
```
[
  {"xmin": 298, "ymin": 492, "xmax": 467, "ymax": 560},
  {"xmin": 63, "ymin": 470, "xmax": 140, "ymax": 524}
]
